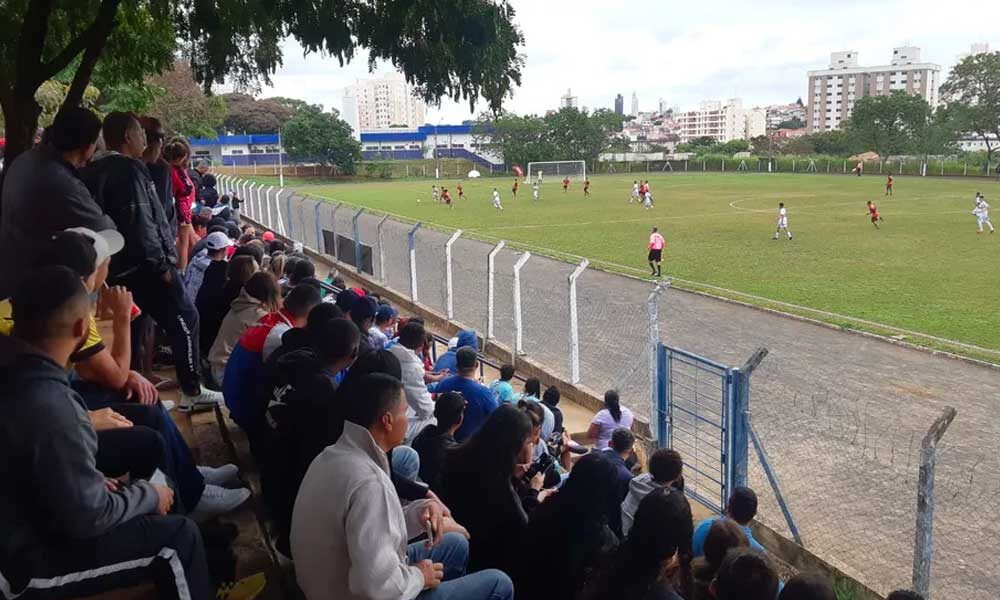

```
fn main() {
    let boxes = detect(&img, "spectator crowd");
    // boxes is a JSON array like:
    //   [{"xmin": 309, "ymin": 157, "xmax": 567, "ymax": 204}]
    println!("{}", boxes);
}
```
[{"xmin": 0, "ymin": 109, "xmax": 928, "ymax": 600}]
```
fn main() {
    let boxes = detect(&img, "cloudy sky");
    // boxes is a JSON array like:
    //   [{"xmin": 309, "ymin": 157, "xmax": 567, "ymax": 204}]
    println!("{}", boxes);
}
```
[{"xmin": 256, "ymin": 0, "xmax": 997, "ymax": 123}]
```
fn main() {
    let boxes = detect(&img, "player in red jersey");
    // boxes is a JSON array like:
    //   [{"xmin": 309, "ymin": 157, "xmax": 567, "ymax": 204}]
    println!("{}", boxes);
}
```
[
  {"xmin": 512, "ymin": 179, "xmax": 518, "ymax": 197},
  {"xmin": 885, "ymin": 175, "xmax": 893, "ymax": 195},
  {"xmin": 866, "ymin": 200, "xmax": 882, "ymax": 229},
  {"xmin": 583, "ymin": 178, "xmax": 591, "ymax": 196},
  {"xmin": 442, "ymin": 187, "xmax": 452, "ymax": 209},
  {"xmin": 457, "ymin": 184, "xmax": 464, "ymax": 199},
  {"xmin": 562, "ymin": 176, "xmax": 570, "ymax": 192}
]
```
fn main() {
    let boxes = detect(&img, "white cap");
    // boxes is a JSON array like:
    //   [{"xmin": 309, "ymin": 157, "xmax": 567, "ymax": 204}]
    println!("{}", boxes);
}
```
[
  {"xmin": 65, "ymin": 227, "xmax": 124, "ymax": 266},
  {"xmin": 205, "ymin": 231, "xmax": 234, "ymax": 251}
]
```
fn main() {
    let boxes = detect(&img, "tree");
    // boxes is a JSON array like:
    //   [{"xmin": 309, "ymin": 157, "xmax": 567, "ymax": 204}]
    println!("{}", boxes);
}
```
[
  {"xmin": 775, "ymin": 117, "xmax": 805, "ymax": 129},
  {"xmin": 221, "ymin": 94, "xmax": 294, "ymax": 134},
  {"xmin": 940, "ymin": 51, "xmax": 1000, "ymax": 164},
  {"xmin": 473, "ymin": 108, "xmax": 625, "ymax": 167},
  {"xmin": 282, "ymin": 104, "xmax": 361, "ymax": 173},
  {"xmin": 676, "ymin": 136, "xmax": 718, "ymax": 153},
  {"xmin": 145, "ymin": 62, "xmax": 226, "ymax": 139},
  {"xmin": 807, "ymin": 129, "xmax": 859, "ymax": 156},
  {"xmin": 716, "ymin": 139, "xmax": 750, "ymax": 155},
  {"xmin": 0, "ymin": 1, "xmax": 524, "ymax": 164},
  {"xmin": 847, "ymin": 92, "xmax": 932, "ymax": 156},
  {"xmin": 473, "ymin": 112, "xmax": 555, "ymax": 168}
]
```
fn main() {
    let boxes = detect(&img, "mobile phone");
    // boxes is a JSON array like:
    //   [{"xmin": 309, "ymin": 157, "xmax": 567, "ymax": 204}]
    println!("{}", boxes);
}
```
[{"xmin": 424, "ymin": 519, "xmax": 436, "ymax": 548}]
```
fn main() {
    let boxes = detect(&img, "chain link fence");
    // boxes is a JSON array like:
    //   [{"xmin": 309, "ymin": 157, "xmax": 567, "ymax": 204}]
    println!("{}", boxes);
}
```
[{"xmin": 221, "ymin": 174, "xmax": 999, "ymax": 599}]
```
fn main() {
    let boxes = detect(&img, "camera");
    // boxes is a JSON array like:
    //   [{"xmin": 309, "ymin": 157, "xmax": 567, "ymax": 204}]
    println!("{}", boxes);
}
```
[{"xmin": 523, "ymin": 451, "xmax": 555, "ymax": 481}]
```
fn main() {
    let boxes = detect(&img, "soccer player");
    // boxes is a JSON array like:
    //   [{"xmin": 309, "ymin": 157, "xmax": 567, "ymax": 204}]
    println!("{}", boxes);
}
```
[
  {"xmin": 630, "ymin": 180, "xmax": 640, "ymax": 204},
  {"xmin": 866, "ymin": 200, "xmax": 882, "ymax": 229},
  {"xmin": 512, "ymin": 179, "xmax": 519, "ymax": 197},
  {"xmin": 532, "ymin": 182, "xmax": 540, "ymax": 202},
  {"xmin": 562, "ymin": 176, "xmax": 570, "ymax": 193},
  {"xmin": 854, "ymin": 161, "xmax": 863, "ymax": 177},
  {"xmin": 773, "ymin": 202, "xmax": 792, "ymax": 240},
  {"xmin": 642, "ymin": 188, "xmax": 653, "ymax": 210},
  {"xmin": 457, "ymin": 184, "xmax": 464, "ymax": 200},
  {"xmin": 583, "ymin": 178, "xmax": 591, "ymax": 196},
  {"xmin": 431, "ymin": 185, "xmax": 439, "ymax": 202},
  {"xmin": 536, "ymin": 171, "xmax": 544, "ymax": 186},
  {"xmin": 442, "ymin": 187, "xmax": 452, "ymax": 209},
  {"xmin": 492, "ymin": 188, "xmax": 504, "ymax": 212},
  {"xmin": 973, "ymin": 195, "xmax": 995, "ymax": 234},
  {"xmin": 885, "ymin": 175, "xmax": 893, "ymax": 195},
  {"xmin": 648, "ymin": 227, "xmax": 665, "ymax": 277}
]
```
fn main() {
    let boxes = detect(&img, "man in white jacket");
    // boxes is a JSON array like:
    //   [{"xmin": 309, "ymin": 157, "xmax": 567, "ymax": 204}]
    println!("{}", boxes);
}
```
[
  {"xmin": 389, "ymin": 321, "xmax": 437, "ymax": 443},
  {"xmin": 291, "ymin": 373, "xmax": 514, "ymax": 600}
]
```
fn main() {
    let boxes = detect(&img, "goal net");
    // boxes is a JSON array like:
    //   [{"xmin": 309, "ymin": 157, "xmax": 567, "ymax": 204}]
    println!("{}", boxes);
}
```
[{"xmin": 527, "ymin": 160, "xmax": 587, "ymax": 182}]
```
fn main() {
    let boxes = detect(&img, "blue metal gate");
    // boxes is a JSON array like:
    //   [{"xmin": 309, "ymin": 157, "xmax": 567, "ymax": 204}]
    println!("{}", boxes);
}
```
[{"xmin": 655, "ymin": 344, "xmax": 756, "ymax": 513}]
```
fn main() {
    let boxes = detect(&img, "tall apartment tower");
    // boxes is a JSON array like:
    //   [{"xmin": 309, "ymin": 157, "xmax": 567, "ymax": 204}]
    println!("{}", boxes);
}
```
[
  {"xmin": 560, "ymin": 88, "xmax": 579, "ymax": 109},
  {"xmin": 630, "ymin": 92, "xmax": 639, "ymax": 116},
  {"xmin": 806, "ymin": 47, "xmax": 940, "ymax": 133},
  {"xmin": 614, "ymin": 94, "xmax": 624, "ymax": 115},
  {"xmin": 344, "ymin": 73, "xmax": 427, "ymax": 132}
]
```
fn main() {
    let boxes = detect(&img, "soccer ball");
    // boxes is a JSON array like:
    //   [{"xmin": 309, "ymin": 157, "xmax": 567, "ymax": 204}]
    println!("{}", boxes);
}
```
[{"xmin": 417, "ymin": 198, "xmax": 422, "ymax": 203}]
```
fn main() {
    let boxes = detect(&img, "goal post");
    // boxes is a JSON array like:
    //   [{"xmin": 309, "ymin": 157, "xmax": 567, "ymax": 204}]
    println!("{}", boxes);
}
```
[{"xmin": 527, "ymin": 160, "xmax": 587, "ymax": 182}]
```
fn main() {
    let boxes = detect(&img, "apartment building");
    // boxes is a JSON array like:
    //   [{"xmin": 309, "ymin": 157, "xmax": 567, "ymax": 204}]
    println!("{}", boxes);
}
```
[
  {"xmin": 342, "ymin": 73, "xmax": 427, "ymax": 135},
  {"xmin": 676, "ymin": 99, "xmax": 766, "ymax": 143},
  {"xmin": 560, "ymin": 89, "xmax": 579, "ymax": 109},
  {"xmin": 806, "ymin": 47, "xmax": 941, "ymax": 133}
]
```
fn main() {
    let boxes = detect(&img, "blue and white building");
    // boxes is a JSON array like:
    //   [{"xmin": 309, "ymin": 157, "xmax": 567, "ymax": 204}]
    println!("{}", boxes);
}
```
[
  {"xmin": 360, "ymin": 124, "xmax": 501, "ymax": 169},
  {"xmin": 187, "ymin": 134, "xmax": 287, "ymax": 166}
]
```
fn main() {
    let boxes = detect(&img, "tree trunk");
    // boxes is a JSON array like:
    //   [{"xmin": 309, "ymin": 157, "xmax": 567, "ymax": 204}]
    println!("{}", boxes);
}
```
[
  {"xmin": 61, "ymin": 0, "xmax": 121, "ymax": 112},
  {"xmin": 1, "ymin": 93, "xmax": 43, "ymax": 166}
]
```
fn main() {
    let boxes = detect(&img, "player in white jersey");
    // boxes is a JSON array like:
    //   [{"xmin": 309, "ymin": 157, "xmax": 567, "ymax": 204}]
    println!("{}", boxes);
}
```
[
  {"xmin": 773, "ymin": 202, "xmax": 792, "ymax": 240},
  {"xmin": 431, "ymin": 185, "xmax": 439, "ymax": 202},
  {"xmin": 492, "ymin": 188, "xmax": 504, "ymax": 211},
  {"xmin": 630, "ymin": 180, "xmax": 640, "ymax": 203},
  {"xmin": 642, "ymin": 190, "xmax": 653, "ymax": 210},
  {"xmin": 973, "ymin": 195, "xmax": 994, "ymax": 233},
  {"xmin": 535, "ymin": 171, "xmax": 544, "ymax": 186},
  {"xmin": 532, "ymin": 182, "xmax": 540, "ymax": 201}
]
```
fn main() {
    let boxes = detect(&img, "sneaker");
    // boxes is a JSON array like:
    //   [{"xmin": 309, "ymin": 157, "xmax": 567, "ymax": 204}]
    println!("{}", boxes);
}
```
[
  {"xmin": 198, "ymin": 464, "xmax": 240, "ymax": 487},
  {"xmin": 179, "ymin": 387, "xmax": 224, "ymax": 412},
  {"xmin": 190, "ymin": 484, "xmax": 250, "ymax": 522},
  {"xmin": 160, "ymin": 400, "xmax": 175, "ymax": 412},
  {"xmin": 216, "ymin": 572, "xmax": 266, "ymax": 600}
]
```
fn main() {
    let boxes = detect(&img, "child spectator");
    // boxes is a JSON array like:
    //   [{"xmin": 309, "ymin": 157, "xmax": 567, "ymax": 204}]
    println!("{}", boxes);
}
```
[
  {"xmin": 369, "ymin": 304, "xmax": 397, "ymax": 350},
  {"xmin": 541, "ymin": 385, "xmax": 564, "ymax": 433},
  {"xmin": 710, "ymin": 548, "xmax": 779, "ymax": 600},
  {"xmin": 201, "ymin": 173, "xmax": 219, "ymax": 207},
  {"xmin": 411, "ymin": 391, "xmax": 466, "ymax": 486},
  {"xmin": 693, "ymin": 486, "xmax": 765, "ymax": 557},
  {"xmin": 197, "ymin": 254, "xmax": 258, "ymax": 356},
  {"xmin": 162, "ymin": 137, "xmax": 196, "ymax": 271},
  {"xmin": 489, "ymin": 364, "xmax": 516, "ymax": 404},
  {"xmin": 691, "ymin": 519, "xmax": 748, "ymax": 600},
  {"xmin": 513, "ymin": 377, "xmax": 541, "ymax": 403},
  {"xmin": 622, "ymin": 448, "xmax": 684, "ymax": 536}
]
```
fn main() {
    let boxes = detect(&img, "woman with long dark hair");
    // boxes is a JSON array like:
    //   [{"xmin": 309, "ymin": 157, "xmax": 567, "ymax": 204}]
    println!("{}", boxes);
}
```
[
  {"xmin": 514, "ymin": 452, "xmax": 622, "ymax": 600},
  {"xmin": 588, "ymin": 389, "xmax": 635, "ymax": 450},
  {"xmin": 583, "ymin": 486, "xmax": 694, "ymax": 600},
  {"xmin": 436, "ymin": 404, "xmax": 534, "ymax": 574}
]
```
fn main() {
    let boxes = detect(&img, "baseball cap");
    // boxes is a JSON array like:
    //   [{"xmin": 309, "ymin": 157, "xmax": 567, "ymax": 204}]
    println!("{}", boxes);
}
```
[
  {"xmin": 261, "ymin": 231, "xmax": 276, "ymax": 242},
  {"xmin": 205, "ymin": 231, "xmax": 234, "ymax": 251},
  {"xmin": 352, "ymin": 295, "xmax": 378, "ymax": 321},
  {"xmin": 456, "ymin": 346, "xmax": 478, "ymax": 370},
  {"xmin": 65, "ymin": 227, "xmax": 124, "ymax": 266}
]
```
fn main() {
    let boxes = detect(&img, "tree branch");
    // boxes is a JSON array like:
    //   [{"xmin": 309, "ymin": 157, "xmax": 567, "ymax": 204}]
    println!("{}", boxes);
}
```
[
  {"xmin": 15, "ymin": 0, "xmax": 54, "ymax": 89},
  {"xmin": 60, "ymin": 0, "xmax": 122, "ymax": 112}
]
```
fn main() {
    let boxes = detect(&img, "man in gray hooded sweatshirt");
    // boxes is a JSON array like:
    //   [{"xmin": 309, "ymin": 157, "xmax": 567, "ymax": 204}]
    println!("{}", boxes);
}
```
[{"xmin": 621, "ymin": 448, "xmax": 684, "ymax": 537}]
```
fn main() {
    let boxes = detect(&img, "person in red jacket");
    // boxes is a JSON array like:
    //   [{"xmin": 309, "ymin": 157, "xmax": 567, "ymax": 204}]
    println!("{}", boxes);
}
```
[{"xmin": 163, "ymin": 138, "xmax": 197, "ymax": 271}]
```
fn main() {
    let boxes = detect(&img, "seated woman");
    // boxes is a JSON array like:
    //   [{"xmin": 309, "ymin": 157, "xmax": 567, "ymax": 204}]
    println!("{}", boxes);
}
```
[
  {"xmin": 436, "ymin": 404, "xmax": 534, "ymax": 575},
  {"xmin": 582, "ymin": 486, "xmax": 694, "ymax": 600}
]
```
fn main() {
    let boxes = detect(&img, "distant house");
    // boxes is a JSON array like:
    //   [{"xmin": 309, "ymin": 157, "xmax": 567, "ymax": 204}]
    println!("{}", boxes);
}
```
[
  {"xmin": 360, "ymin": 124, "xmax": 501, "ymax": 169},
  {"xmin": 187, "ymin": 134, "xmax": 287, "ymax": 166}
]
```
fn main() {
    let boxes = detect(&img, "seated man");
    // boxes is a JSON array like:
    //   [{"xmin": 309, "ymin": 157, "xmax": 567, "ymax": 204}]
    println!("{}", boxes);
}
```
[
  {"xmin": 430, "ymin": 347, "xmax": 497, "ymax": 442},
  {"xmin": 291, "ymin": 373, "xmax": 513, "ymax": 600},
  {"xmin": 412, "ymin": 391, "xmax": 466, "ymax": 486},
  {"xmin": 598, "ymin": 428, "xmax": 636, "ymax": 536},
  {"xmin": 0, "ymin": 266, "xmax": 210, "ymax": 599},
  {"xmin": 693, "ymin": 486, "xmax": 766, "ymax": 557},
  {"xmin": 710, "ymin": 548, "xmax": 779, "ymax": 600},
  {"xmin": 621, "ymin": 448, "xmax": 683, "ymax": 536}
]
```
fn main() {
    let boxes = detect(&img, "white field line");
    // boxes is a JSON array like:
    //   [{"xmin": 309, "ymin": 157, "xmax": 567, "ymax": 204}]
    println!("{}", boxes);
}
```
[{"xmin": 302, "ymin": 191, "xmax": 1000, "ymax": 358}]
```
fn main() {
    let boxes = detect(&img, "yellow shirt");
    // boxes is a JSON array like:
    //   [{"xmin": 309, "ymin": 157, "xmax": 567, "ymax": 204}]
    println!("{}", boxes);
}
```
[{"xmin": 0, "ymin": 299, "xmax": 105, "ymax": 364}]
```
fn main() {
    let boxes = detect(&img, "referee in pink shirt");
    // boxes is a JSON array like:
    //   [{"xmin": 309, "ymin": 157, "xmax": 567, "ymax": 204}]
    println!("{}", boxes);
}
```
[{"xmin": 648, "ymin": 227, "xmax": 665, "ymax": 278}]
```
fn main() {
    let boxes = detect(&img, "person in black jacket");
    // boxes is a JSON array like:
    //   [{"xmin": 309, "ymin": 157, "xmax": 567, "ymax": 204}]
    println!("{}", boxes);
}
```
[
  {"xmin": 0, "ymin": 266, "xmax": 210, "ymax": 599},
  {"xmin": 0, "ymin": 107, "xmax": 115, "ymax": 298},
  {"xmin": 82, "ymin": 112, "xmax": 222, "ymax": 412},
  {"xmin": 542, "ymin": 385, "xmax": 564, "ymax": 433},
  {"xmin": 412, "ymin": 391, "xmax": 466, "ymax": 485},
  {"xmin": 436, "ymin": 404, "xmax": 535, "ymax": 574}
]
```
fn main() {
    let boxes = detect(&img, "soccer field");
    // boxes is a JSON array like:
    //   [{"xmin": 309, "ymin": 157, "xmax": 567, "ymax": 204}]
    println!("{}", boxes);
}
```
[{"xmin": 285, "ymin": 173, "xmax": 1000, "ymax": 355}]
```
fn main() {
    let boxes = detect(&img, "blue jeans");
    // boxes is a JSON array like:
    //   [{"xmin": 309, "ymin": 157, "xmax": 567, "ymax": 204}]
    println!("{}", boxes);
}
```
[
  {"xmin": 391, "ymin": 445, "xmax": 421, "ymax": 482},
  {"xmin": 408, "ymin": 533, "xmax": 514, "ymax": 600}
]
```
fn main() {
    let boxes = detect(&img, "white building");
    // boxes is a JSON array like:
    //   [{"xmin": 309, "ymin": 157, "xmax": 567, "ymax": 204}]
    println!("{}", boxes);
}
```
[
  {"xmin": 658, "ymin": 98, "xmax": 669, "ymax": 114},
  {"xmin": 806, "ymin": 47, "xmax": 941, "ymax": 133},
  {"xmin": 342, "ymin": 73, "xmax": 427, "ymax": 135},
  {"xmin": 676, "ymin": 99, "xmax": 766, "ymax": 143},
  {"xmin": 631, "ymin": 92, "xmax": 639, "ymax": 117},
  {"xmin": 560, "ymin": 89, "xmax": 579, "ymax": 109}
]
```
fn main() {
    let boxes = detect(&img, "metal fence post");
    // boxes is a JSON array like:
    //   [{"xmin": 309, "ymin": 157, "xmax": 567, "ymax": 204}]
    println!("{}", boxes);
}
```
[
  {"xmin": 407, "ymin": 222, "xmax": 422, "ymax": 301},
  {"xmin": 444, "ymin": 230, "xmax": 463, "ymax": 320},
  {"xmin": 240, "ymin": 180, "xmax": 249, "ymax": 213},
  {"xmin": 330, "ymin": 203, "xmax": 342, "ymax": 259},
  {"xmin": 567, "ymin": 259, "xmax": 589, "ymax": 384},
  {"xmin": 486, "ymin": 241, "xmax": 506, "ymax": 340},
  {"xmin": 647, "ymin": 281, "xmax": 668, "ymax": 441},
  {"xmin": 265, "ymin": 186, "xmax": 275, "ymax": 230},
  {"xmin": 377, "ymin": 215, "xmax": 390, "ymax": 283},
  {"xmin": 280, "ymin": 190, "xmax": 291, "ymax": 237},
  {"xmin": 512, "ymin": 252, "xmax": 531, "ymax": 360},
  {"xmin": 314, "ymin": 202, "xmax": 323, "ymax": 254},
  {"xmin": 248, "ymin": 183, "xmax": 258, "ymax": 220},
  {"xmin": 912, "ymin": 406, "xmax": 958, "ymax": 599},
  {"xmin": 730, "ymin": 348, "xmax": 768, "ymax": 493},
  {"xmin": 352, "ymin": 208, "xmax": 365, "ymax": 273},
  {"xmin": 656, "ymin": 344, "xmax": 669, "ymax": 447}
]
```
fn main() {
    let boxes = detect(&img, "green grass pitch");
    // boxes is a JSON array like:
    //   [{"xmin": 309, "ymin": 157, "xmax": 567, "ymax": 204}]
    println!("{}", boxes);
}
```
[{"xmin": 282, "ymin": 173, "xmax": 1000, "ymax": 355}]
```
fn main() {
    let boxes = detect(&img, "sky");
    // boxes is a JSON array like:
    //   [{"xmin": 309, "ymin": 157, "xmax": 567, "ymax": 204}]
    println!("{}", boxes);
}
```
[{"xmin": 254, "ymin": 0, "xmax": 999, "ymax": 123}]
